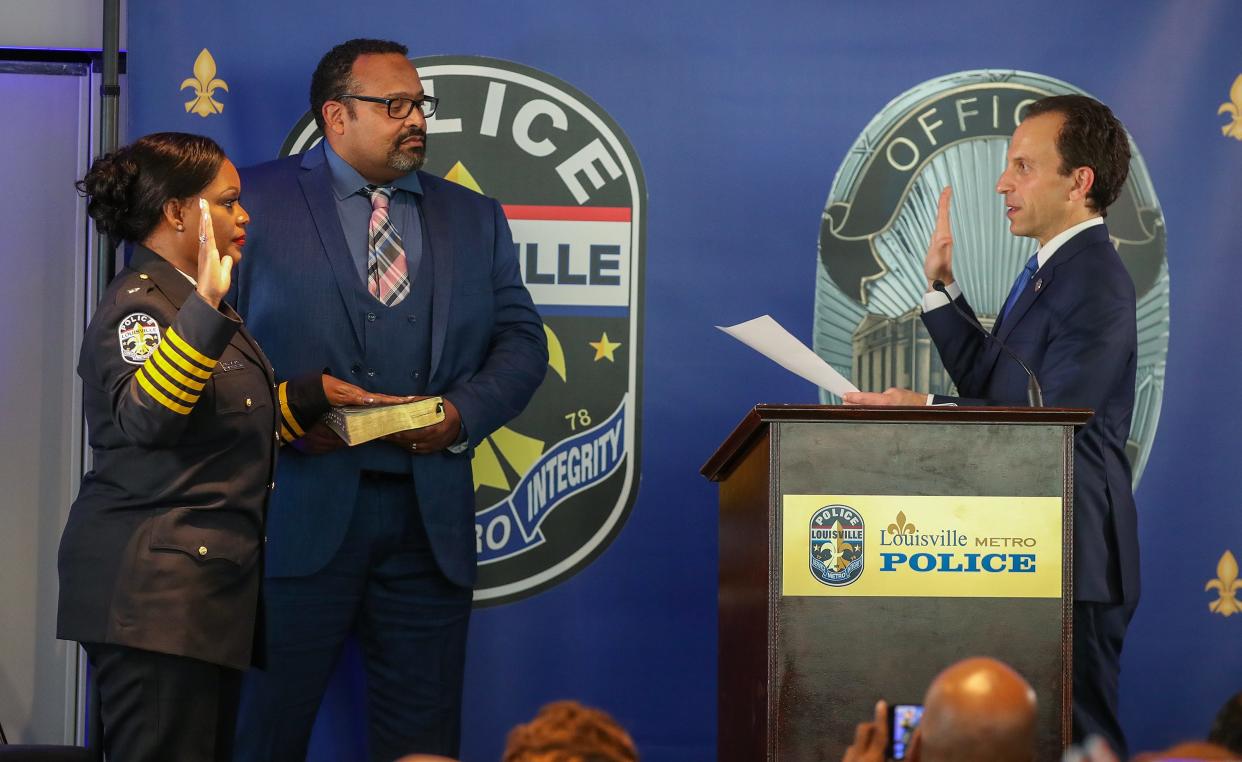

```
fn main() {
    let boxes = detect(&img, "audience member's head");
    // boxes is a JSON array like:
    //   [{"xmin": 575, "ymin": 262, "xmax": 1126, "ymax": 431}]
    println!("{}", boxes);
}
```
[
  {"xmin": 908, "ymin": 657, "xmax": 1037, "ymax": 762},
  {"xmin": 1209, "ymin": 691, "xmax": 1242, "ymax": 756},
  {"xmin": 503, "ymin": 700, "xmax": 638, "ymax": 762}
]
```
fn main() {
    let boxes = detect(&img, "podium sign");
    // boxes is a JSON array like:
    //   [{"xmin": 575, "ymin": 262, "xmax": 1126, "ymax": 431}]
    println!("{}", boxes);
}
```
[{"xmin": 782, "ymin": 494, "xmax": 1062, "ymax": 598}]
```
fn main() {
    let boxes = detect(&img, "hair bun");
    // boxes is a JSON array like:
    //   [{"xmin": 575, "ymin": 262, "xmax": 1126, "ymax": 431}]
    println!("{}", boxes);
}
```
[
  {"xmin": 76, "ymin": 132, "xmax": 226, "ymax": 243},
  {"xmin": 77, "ymin": 148, "xmax": 143, "ymax": 240}
]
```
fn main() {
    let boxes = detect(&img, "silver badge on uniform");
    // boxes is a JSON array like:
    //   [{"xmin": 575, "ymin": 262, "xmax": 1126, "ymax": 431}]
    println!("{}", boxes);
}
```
[{"xmin": 118, "ymin": 312, "xmax": 161, "ymax": 365}]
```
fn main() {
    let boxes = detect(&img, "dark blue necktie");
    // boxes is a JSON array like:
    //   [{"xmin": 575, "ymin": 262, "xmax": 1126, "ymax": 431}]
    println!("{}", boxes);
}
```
[{"xmin": 997, "ymin": 253, "xmax": 1040, "ymax": 327}]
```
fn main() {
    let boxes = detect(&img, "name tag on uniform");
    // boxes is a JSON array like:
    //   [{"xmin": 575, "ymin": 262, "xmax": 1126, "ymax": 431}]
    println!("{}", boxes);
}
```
[{"xmin": 216, "ymin": 360, "xmax": 245, "ymax": 373}]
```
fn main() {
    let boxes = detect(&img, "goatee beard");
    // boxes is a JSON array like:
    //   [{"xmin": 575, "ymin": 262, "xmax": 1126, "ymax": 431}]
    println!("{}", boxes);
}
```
[{"xmin": 388, "ymin": 129, "xmax": 426, "ymax": 173}]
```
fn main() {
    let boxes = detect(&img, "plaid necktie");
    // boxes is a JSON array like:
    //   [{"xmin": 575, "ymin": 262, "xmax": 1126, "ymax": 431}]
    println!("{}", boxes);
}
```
[
  {"xmin": 366, "ymin": 185, "xmax": 410, "ymax": 306},
  {"xmin": 997, "ymin": 253, "xmax": 1040, "ymax": 329}
]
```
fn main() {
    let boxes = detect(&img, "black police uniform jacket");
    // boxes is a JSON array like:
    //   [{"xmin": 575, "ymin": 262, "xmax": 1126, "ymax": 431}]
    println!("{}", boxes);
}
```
[{"xmin": 57, "ymin": 246, "xmax": 327, "ymax": 670}]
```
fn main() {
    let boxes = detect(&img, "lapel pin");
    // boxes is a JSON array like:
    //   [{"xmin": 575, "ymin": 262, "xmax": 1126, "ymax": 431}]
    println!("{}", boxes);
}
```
[{"xmin": 1034, "ymin": 278, "xmax": 1043, "ymax": 291}]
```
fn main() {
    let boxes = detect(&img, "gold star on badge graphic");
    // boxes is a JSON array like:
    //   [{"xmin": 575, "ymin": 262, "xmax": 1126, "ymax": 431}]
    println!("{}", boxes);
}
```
[{"xmin": 589, "ymin": 332, "xmax": 622, "ymax": 362}]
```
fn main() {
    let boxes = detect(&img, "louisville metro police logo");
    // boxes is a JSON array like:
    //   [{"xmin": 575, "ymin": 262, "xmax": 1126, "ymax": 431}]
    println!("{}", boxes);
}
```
[
  {"xmin": 118, "ymin": 312, "xmax": 160, "ymax": 365},
  {"xmin": 281, "ymin": 56, "xmax": 644, "ymax": 606},
  {"xmin": 814, "ymin": 70, "xmax": 1168, "ymax": 485},
  {"xmin": 810, "ymin": 505, "xmax": 864, "ymax": 586}
]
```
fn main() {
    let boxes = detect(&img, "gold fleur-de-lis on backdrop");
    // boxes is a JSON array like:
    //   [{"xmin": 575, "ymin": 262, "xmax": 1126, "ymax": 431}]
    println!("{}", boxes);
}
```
[
  {"xmin": 887, "ymin": 511, "xmax": 916, "ymax": 536},
  {"xmin": 1218, "ymin": 74, "xmax": 1242, "ymax": 141},
  {"xmin": 1205, "ymin": 549, "xmax": 1241, "ymax": 617},
  {"xmin": 180, "ymin": 49, "xmax": 228, "ymax": 117}
]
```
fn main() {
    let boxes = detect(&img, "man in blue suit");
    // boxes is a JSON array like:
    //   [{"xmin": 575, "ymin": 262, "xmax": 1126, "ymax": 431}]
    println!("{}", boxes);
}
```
[
  {"xmin": 229, "ymin": 39, "xmax": 547, "ymax": 760},
  {"xmin": 845, "ymin": 95, "xmax": 1139, "ymax": 755}
]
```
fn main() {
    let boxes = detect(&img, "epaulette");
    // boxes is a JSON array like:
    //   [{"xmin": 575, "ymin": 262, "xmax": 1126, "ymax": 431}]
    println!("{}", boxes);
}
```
[{"xmin": 112, "ymin": 272, "xmax": 157, "ymax": 306}]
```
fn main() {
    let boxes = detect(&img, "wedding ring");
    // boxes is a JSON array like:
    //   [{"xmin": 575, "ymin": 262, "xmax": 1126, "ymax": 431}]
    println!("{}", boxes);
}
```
[{"xmin": 198, "ymin": 232, "xmax": 208, "ymax": 244}]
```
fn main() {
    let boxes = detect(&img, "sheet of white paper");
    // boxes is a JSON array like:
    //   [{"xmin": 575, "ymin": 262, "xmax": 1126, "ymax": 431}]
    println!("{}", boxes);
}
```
[{"xmin": 717, "ymin": 315, "xmax": 860, "ymax": 397}]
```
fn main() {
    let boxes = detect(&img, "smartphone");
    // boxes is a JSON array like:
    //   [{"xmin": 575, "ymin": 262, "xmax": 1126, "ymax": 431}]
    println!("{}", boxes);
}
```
[{"xmin": 886, "ymin": 703, "xmax": 924, "ymax": 760}]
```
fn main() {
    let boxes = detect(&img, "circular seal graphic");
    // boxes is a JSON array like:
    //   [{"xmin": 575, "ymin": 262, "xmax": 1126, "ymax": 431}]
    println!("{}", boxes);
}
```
[
  {"xmin": 280, "ymin": 56, "xmax": 645, "ymax": 606},
  {"xmin": 118, "ymin": 312, "xmax": 161, "ymax": 365},
  {"xmin": 810, "ymin": 504, "xmax": 865, "ymax": 586},
  {"xmin": 813, "ymin": 70, "xmax": 1168, "ymax": 485}
]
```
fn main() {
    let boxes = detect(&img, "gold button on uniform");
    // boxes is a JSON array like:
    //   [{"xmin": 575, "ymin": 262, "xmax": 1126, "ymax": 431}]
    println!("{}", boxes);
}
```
[
  {"xmin": 197, "ymin": 545, "xmax": 208, "ymax": 556},
  {"xmin": 245, "ymin": 398, "xmax": 253, "ymax": 408}
]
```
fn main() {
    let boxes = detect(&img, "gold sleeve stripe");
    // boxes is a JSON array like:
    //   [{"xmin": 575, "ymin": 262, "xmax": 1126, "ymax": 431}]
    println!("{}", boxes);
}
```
[
  {"xmin": 165, "ymin": 327, "xmax": 217, "ymax": 371},
  {"xmin": 160, "ymin": 339, "xmax": 213, "ymax": 380},
  {"xmin": 277, "ymin": 382, "xmax": 306, "ymax": 438},
  {"xmin": 150, "ymin": 347, "xmax": 207, "ymax": 391},
  {"xmin": 139, "ymin": 364, "xmax": 199, "ymax": 404},
  {"xmin": 136, "ymin": 368, "xmax": 193, "ymax": 415},
  {"xmin": 279, "ymin": 423, "xmax": 297, "ymax": 444}
]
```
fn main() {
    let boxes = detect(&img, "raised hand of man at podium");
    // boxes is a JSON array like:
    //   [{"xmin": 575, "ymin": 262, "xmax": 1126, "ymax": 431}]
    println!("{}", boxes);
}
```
[
  {"xmin": 842, "ymin": 700, "xmax": 889, "ymax": 762},
  {"xmin": 924, "ymin": 186, "xmax": 955, "ymax": 291},
  {"xmin": 842, "ymin": 188, "xmax": 958, "ymax": 408}
]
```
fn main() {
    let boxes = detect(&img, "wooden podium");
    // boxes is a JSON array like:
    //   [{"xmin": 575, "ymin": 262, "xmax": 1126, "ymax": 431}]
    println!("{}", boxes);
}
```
[{"xmin": 701, "ymin": 405, "xmax": 1090, "ymax": 761}]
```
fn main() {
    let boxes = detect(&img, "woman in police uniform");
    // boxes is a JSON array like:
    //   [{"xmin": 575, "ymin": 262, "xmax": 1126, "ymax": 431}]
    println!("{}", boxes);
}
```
[{"xmin": 57, "ymin": 133, "xmax": 405, "ymax": 761}]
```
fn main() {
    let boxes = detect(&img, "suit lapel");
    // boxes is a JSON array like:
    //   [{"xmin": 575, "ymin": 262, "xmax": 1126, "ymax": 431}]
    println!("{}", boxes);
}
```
[
  {"xmin": 976, "ymin": 279, "xmax": 1044, "ymax": 383},
  {"xmin": 420, "ymin": 179, "xmax": 455, "ymax": 379},
  {"xmin": 995, "ymin": 267, "xmax": 1056, "ymax": 344},
  {"xmin": 298, "ymin": 148, "xmax": 365, "ymax": 350},
  {"xmin": 978, "ymin": 224, "xmax": 1110, "ymax": 385},
  {"xmin": 994, "ymin": 224, "xmax": 1107, "ymax": 344}
]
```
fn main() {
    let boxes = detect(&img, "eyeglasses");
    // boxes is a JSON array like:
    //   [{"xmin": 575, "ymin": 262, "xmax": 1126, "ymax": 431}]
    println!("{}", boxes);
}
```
[{"xmin": 338, "ymin": 94, "xmax": 439, "ymax": 119}]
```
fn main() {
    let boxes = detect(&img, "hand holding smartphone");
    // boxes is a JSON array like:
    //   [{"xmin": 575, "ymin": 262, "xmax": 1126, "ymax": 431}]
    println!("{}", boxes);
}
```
[{"xmin": 887, "ymin": 703, "xmax": 924, "ymax": 760}]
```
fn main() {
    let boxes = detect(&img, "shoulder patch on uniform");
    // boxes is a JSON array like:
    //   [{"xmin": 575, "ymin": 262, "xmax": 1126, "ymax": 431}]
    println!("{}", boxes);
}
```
[{"xmin": 118, "ymin": 312, "xmax": 161, "ymax": 365}]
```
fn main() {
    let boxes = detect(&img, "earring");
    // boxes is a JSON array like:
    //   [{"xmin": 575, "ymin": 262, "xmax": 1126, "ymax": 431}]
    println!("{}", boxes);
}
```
[{"xmin": 176, "ymin": 223, "xmax": 185, "ymax": 232}]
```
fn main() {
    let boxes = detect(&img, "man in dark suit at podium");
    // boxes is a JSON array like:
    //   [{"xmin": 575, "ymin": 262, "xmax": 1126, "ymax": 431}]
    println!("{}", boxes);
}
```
[{"xmin": 844, "ymin": 95, "xmax": 1139, "ymax": 755}]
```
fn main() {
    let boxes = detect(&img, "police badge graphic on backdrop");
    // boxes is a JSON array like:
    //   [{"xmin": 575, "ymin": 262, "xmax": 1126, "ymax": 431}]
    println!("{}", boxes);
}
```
[
  {"xmin": 280, "ymin": 56, "xmax": 645, "ymax": 606},
  {"xmin": 813, "ymin": 70, "xmax": 1169, "ymax": 486}
]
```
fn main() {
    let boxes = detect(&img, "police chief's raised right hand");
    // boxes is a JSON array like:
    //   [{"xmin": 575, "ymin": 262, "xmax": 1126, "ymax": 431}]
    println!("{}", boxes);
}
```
[{"xmin": 195, "ymin": 197, "xmax": 233, "ymax": 309}]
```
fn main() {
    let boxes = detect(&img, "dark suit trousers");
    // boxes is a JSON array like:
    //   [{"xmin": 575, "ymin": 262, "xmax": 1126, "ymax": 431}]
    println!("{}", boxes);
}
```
[
  {"xmin": 233, "ymin": 472, "xmax": 473, "ymax": 762},
  {"xmin": 1073, "ymin": 601, "xmax": 1137, "ymax": 757},
  {"xmin": 85, "ymin": 643, "xmax": 241, "ymax": 762}
]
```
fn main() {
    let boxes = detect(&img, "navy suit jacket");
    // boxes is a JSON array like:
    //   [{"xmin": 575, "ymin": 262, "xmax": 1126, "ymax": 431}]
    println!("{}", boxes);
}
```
[
  {"xmin": 231, "ymin": 144, "xmax": 547, "ymax": 587},
  {"xmin": 922, "ymin": 223, "xmax": 1139, "ymax": 604}
]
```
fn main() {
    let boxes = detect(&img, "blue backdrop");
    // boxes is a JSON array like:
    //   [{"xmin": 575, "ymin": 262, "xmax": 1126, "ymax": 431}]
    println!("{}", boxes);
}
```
[{"xmin": 127, "ymin": 2, "xmax": 1242, "ymax": 759}]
